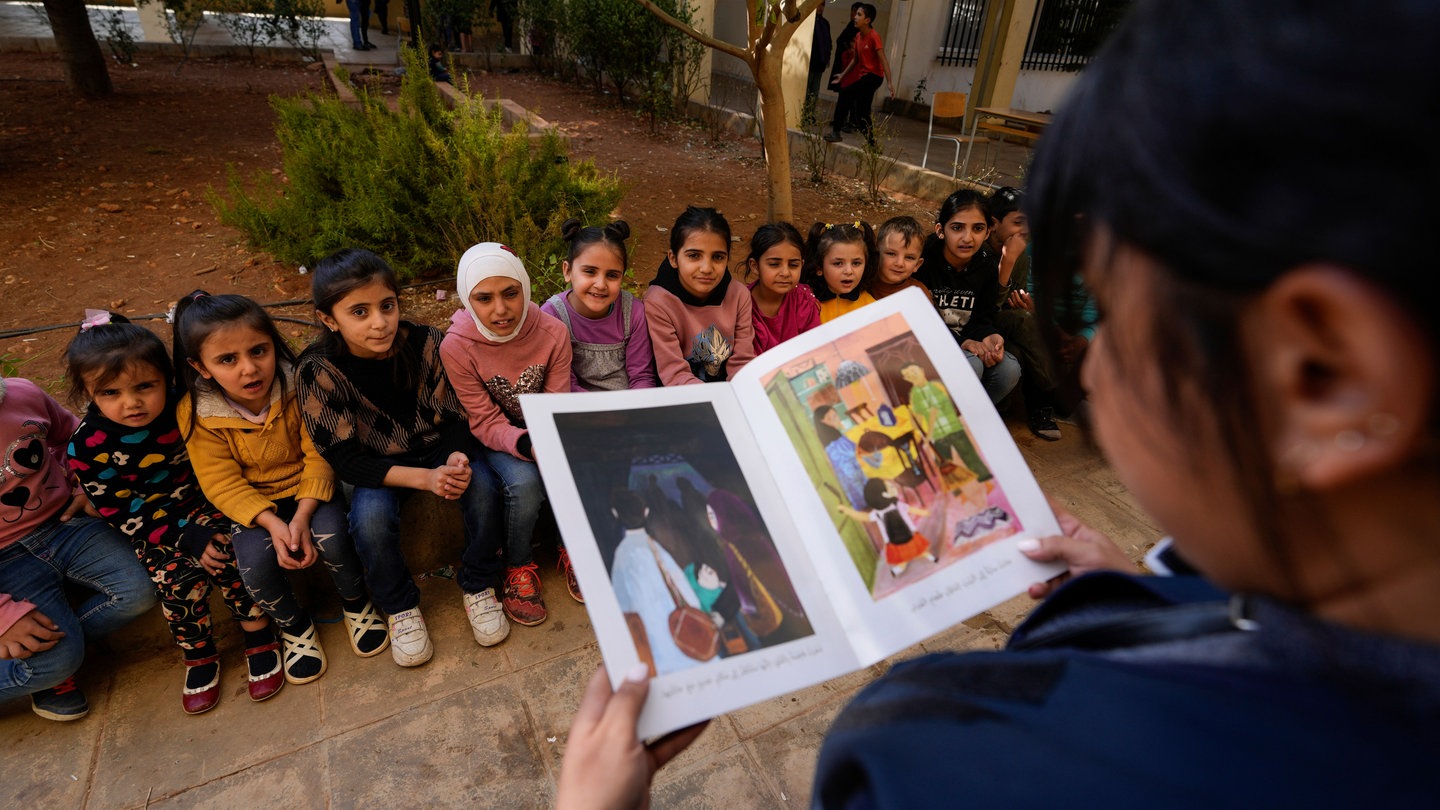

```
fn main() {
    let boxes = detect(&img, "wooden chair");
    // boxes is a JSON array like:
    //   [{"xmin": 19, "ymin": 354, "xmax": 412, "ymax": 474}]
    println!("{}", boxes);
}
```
[{"xmin": 921, "ymin": 91, "xmax": 988, "ymax": 178}]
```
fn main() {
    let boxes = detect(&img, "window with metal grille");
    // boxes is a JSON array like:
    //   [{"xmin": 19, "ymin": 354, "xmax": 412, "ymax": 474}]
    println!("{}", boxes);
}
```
[{"xmin": 936, "ymin": 0, "xmax": 1129, "ymax": 71}]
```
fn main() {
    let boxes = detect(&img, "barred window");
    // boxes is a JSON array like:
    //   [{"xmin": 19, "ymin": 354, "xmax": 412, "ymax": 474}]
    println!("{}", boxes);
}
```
[{"xmin": 937, "ymin": 0, "xmax": 1130, "ymax": 71}]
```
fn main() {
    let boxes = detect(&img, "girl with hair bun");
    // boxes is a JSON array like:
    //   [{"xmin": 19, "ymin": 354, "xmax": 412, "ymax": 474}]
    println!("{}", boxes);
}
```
[{"xmin": 541, "ymin": 218, "xmax": 659, "ymax": 391}]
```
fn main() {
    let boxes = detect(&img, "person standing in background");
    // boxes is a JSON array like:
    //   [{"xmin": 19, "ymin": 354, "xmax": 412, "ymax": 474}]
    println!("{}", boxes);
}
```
[{"xmin": 805, "ymin": 4, "xmax": 832, "ymax": 111}]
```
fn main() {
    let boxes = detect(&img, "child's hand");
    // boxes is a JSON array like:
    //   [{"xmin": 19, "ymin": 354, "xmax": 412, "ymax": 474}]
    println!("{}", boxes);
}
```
[
  {"xmin": 200, "ymin": 535, "xmax": 232, "ymax": 577},
  {"xmin": 556, "ymin": 665, "xmax": 709, "ymax": 810},
  {"xmin": 284, "ymin": 514, "xmax": 318, "ymax": 569},
  {"xmin": 1007, "ymin": 289, "xmax": 1036, "ymax": 312},
  {"xmin": 427, "ymin": 465, "xmax": 468, "ymax": 500},
  {"xmin": 1019, "ymin": 503, "xmax": 1140, "ymax": 599},
  {"xmin": 981, "ymin": 334, "xmax": 1006, "ymax": 366},
  {"xmin": 0, "ymin": 609, "xmax": 63, "ymax": 660}
]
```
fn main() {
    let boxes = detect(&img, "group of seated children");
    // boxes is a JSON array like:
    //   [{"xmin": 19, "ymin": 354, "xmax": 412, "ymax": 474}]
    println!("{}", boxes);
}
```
[{"xmin": 1, "ymin": 184, "xmax": 1090, "ymax": 722}]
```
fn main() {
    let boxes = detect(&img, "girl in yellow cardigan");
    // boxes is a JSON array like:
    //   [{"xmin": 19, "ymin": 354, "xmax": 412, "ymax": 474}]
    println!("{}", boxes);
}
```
[
  {"xmin": 173, "ymin": 291, "xmax": 388, "ymax": 687},
  {"xmin": 803, "ymin": 221, "xmax": 879, "ymax": 323}
]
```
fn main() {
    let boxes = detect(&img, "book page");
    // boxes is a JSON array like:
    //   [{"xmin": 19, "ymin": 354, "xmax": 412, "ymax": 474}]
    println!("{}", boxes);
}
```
[
  {"xmin": 732, "ymin": 288, "xmax": 1064, "ymax": 664},
  {"xmin": 523, "ymin": 384, "xmax": 859, "ymax": 739}
]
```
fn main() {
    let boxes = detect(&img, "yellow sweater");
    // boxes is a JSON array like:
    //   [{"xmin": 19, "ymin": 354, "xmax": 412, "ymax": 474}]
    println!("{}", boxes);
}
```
[
  {"xmin": 176, "ymin": 371, "xmax": 334, "ymax": 528},
  {"xmin": 818, "ymin": 291, "xmax": 877, "ymax": 323}
]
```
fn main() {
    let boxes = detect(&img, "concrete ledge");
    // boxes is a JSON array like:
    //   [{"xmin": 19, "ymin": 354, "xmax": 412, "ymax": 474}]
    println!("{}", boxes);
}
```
[{"xmin": 0, "ymin": 35, "xmax": 325, "ymax": 62}]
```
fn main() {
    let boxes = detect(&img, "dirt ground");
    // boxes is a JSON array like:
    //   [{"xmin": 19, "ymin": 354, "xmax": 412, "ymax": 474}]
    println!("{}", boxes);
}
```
[{"xmin": 0, "ymin": 53, "xmax": 933, "ymax": 393}]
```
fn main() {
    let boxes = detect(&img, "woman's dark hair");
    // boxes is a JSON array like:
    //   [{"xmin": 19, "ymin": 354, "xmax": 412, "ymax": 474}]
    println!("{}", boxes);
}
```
[
  {"xmin": 803, "ymin": 221, "xmax": 878, "ymax": 296},
  {"xmin": 1024, "ymin": 0, "xmax": 1440, "ymax": 592},
  {"xmin": 63, "ymin": 314, "xmax": 173, "ymax": 407},
  {"xmin": 668, "ymin": 206, "xmax": 732, "ymax": 255},
  {"xmin": 171, "ymin": 290, "xmax": 296, "ymax": 414},
  {"xmin": 936, "ymin": 189, "xmax": 992, "ymax": 228},
  {"xmin": 562, "ymin": 217, "xmax": 631, "ymax": 268},
  {"xmin": 813, "ymin": 407, "xmax": 842, "ymax": 445},
  {"xmin": 745, "ymin": 222, "xmax": 806, "ymax": 279}
]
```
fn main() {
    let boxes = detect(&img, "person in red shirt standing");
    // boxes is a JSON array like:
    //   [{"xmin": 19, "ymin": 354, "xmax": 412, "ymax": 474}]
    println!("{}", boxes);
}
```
[{"xmin": 825, "ymin": 3, "xmax": 894, "ymax": 144}]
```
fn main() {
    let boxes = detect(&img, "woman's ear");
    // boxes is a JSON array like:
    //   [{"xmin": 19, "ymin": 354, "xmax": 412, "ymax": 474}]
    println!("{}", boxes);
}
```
[{"xmin": 1249, "ymin": 266, "xmax": 1435, "ymax": 492}]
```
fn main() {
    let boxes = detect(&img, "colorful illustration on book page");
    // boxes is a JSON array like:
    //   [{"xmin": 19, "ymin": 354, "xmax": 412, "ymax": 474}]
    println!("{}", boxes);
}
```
[
  {"xmin": 554, "ymin": 402, "xmax": 815, "ymax": 677},
  {"xmin": 758, "ymin": 313, "xmax": 1023, "ymax": 600}
]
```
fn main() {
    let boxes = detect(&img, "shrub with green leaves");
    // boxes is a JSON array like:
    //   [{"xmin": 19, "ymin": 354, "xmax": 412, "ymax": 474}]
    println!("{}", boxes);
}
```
[{"xmin": 211, "ymin": 45, "xmax": 623, "ymax": 301}]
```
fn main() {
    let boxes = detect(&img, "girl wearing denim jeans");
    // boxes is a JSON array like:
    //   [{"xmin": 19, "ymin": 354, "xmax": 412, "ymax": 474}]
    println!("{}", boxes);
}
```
[
  {"xmin": 297, "ymin": 249, "xmax": 510, "ymax": 667},
  {"xmin": 0, "ymin": 376, "xmax": 153, "ymax": 721},
  {"xmin": 440, "ymin": 243, "xmax": 574, "ymax": 627},
  {"xmin": 173, "ymin": 291, "xmax": 388, "ymax": 686}
]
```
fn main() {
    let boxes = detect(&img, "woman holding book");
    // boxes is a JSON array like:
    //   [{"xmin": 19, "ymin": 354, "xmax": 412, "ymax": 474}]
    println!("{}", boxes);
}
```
[{"xmin": 553, "ymin": 0, "xmax": 1440, "ymax": 805}]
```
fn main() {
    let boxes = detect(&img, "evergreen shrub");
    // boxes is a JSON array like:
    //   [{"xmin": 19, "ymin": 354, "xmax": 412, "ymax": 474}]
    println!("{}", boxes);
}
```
[{"xmin": 211, "ymin": 44, "xmax": 623, "ymax": 300}]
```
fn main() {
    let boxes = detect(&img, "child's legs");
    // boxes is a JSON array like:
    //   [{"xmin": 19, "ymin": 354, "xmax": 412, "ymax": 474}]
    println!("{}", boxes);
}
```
[
  {"xmin": 455, "ymin": 455, "xmax": 506, "ymax": 596},
  {"xmin": 965, "ymin": 349, "xmax": 1021, "ymax": 404},
  {"xmin": 43, "ymin": 516, "xmax": 155, "ymax": 638},
  {"xmin": 980, "ymin": 351, "xmax": 1022, "ymax": 404},
  {"xmin": 482, "ymin": 449, "xmax": 547, "ymax": 568},
  {"xmin": 136, "ymin": 542, "xmax": 220, "ymax": 652},
  {"xmin": 348, "ymin": 485, "xmax": 421, "ymax": 614},
  {"xmin": 308, "ymin": 498, "xmax": 368, "ymax": 604},
  {"xmin": 231, "ymin": 523, "xmax": 309, "ymax": 628},
  {"xmin": 851, "ymin": 73, "xmax": 882, "ymax": 136},
  {"xmin": 0, "ymin": 539, "xmax": 87, "ymax": 700}
]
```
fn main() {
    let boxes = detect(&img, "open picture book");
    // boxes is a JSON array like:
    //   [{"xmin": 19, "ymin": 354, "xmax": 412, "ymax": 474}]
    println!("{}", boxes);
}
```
[{"xmin": 522, "ymin": 288, "xmax": 1064, "ymax": 738}]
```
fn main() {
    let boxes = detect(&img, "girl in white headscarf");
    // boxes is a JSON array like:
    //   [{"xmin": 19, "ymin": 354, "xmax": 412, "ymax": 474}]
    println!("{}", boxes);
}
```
[{"xmin": 440, "ymin": 243, "xmax": 575, "ymax": 628}]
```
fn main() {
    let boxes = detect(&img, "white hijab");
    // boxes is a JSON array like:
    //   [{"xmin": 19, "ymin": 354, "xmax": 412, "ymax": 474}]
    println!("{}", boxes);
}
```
[{"xmin": 456, "ymin": 242, "xmax": 532, "ymax": 344}]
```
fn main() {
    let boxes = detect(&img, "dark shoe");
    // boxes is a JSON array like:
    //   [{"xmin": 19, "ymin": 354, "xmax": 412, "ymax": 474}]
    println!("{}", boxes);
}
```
[
  {"xmin": 31, "ymin": 676, "xmax": 88, "ymax": 721},
  {"xmin": 1027, "ymin": 407, "xmax": 1062, "ymax": 441},
  {"xmin": 280, "ymin": 622, "xmax": 328, "ymax": 685},
  {"xmin": 342, "ymin": 600, "xmax": 390, "ymax": 658},
  {"xmin": 245, "ymin": 640, "xmax": 285, "ymax": 701},
  {"xmin": 823, "ymin": 130, "xmax": 842, "ymax": 142},
  {"xmin": 841, "ymin": 124, "xmax": 858, "ymax": 133},
  {"xmin": 181, "ymin": 653, "xmax": 221, "ymax": 715}
]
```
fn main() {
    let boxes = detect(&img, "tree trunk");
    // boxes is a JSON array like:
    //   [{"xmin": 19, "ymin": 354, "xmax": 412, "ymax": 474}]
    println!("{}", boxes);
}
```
[
  {"xmin": 752, "ymin": 56, "xmax": 794, "ymax": 224},
  {"xmin": 42, "ymin": 0, "xmax": 112, "ymax": 99}
]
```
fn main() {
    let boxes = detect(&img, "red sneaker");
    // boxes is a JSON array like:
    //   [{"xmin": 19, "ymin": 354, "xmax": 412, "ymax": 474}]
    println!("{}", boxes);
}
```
[
  {"xmin": 502, "ymin": 563, "xmax": 548, "ymax": 626},
  {"xmin": 557, "ymin": 548, "xmax": 584, "ymax": 604}
]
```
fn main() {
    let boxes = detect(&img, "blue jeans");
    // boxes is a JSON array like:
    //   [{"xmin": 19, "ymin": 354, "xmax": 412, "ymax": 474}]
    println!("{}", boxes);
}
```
[
  {"xmin": 0, "ymin": 516, "xmax": 154, "ymax": 701},
  {"xmin": 231, "ymin": 498, "xmax": 366, "ymax": 629},
  {"xmin": 482, "ymin": 449, "xmax": 547, "ymax": 568},
  {"xmin": 348, "ymin": 452, "xmax": 505, "ymax": 613},
  {"xmin": 345, "ymin": 0, "xmax": 372, "ymax": 47},
  {"xmin": 964, "ymin": 349, "xmax": 1022, "ymax": 405}
]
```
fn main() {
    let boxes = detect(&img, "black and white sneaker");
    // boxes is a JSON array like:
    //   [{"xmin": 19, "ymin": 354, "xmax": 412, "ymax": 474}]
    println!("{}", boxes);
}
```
[{"xmin": 1027, "ymin": 407, "xmax": 1062, "ymax": 441}]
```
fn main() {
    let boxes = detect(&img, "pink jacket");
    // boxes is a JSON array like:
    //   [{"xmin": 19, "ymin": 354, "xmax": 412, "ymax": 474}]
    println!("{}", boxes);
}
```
[{"xmin": 439, "ymin": 304, "xmax": 572, "ymax": 458}]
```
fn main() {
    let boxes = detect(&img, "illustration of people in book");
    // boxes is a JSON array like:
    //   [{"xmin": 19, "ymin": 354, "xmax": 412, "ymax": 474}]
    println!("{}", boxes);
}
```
[
  {"xmin": 555, "ymin": 403, "xmax": 815, "ymax": 676},
  {"xmin": 760, "ymin": 314, "xmax": 1022, "ymax": 600}
]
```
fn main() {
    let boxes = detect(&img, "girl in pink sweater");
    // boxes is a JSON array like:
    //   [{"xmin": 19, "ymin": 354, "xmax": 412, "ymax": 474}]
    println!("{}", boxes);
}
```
[
  {"xmin": 746, "ymin": 221, "xmax": 821, "ymax": 354},
  {"xmin": 440, "ymin": 243, "xmax": 576, "ymax": 626},
  {"xmin": 645, "ymin": 206, "xmax": 756, "ymax": 384}
]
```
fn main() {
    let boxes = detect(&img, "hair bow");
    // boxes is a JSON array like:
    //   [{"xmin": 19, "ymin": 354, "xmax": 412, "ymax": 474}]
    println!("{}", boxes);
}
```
[{"xmin": 80, "ymin": 309, "xmax": 112, "ymax": 332}]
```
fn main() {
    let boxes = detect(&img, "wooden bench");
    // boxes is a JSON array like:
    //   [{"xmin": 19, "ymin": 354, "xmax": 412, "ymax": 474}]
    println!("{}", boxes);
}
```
[{"xmin": 978, "ymin": 121, "xmax": 1043, "ymax": 143}]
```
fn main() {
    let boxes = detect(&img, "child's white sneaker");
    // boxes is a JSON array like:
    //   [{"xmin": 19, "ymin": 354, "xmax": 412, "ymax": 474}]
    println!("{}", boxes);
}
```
[
  {"xmin": 387, "ymin": 607, "xmax": 434, "ymax": 667},
  {"xmin": 463, "ymin": 588, "xmax": 511, "ymax": 647}
]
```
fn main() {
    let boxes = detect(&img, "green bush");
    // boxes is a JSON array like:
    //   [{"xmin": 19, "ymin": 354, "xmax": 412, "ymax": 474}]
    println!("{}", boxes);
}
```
[{"xmin": 211, "ymin": 44, "xmax": 623, "ymax": 301}]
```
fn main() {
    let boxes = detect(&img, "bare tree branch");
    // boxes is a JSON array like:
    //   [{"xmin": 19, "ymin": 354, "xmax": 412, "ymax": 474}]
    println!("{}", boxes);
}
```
[{"xmin": 632, "ymin": 0, "xmax": 751, "ymax": 63}]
